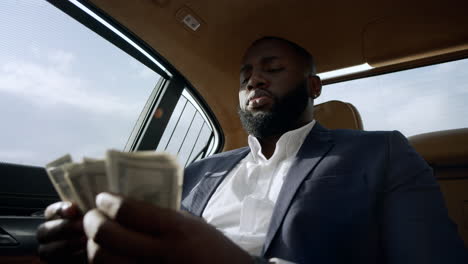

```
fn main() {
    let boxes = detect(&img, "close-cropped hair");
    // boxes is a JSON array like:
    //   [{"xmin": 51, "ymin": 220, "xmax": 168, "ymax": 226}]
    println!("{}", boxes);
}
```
[{"xmin": 251, "ymin": 36, "xmax": 316, "ymax": 74}]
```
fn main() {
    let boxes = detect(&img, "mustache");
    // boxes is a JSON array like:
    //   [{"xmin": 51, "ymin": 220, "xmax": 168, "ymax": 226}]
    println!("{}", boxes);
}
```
[{"xmin": 246, "ymin": 89, "xmax": 274, "ymax": 105}]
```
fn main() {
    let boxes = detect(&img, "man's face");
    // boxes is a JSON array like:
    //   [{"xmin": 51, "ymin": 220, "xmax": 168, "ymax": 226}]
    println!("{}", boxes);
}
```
[
  {"xmin": 239, "ymin": 40, "xmax": 308, "ymax": 114},
  {"xmin": 238, "ymin": 39, "xmax": 311, "ymax": 138}
]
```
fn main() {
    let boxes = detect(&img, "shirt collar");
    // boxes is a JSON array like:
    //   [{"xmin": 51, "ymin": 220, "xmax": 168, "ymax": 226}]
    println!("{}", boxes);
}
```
[{"xmin": 248, "ymin": 120, "xmax": 316, "ymax": 163}]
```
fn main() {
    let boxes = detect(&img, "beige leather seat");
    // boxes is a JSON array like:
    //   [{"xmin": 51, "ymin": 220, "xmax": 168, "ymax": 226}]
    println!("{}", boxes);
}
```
[
  {"xmin": 313, "ymin": 100, "xmax": 363, "ymax": 130},
  {"xmin": 409, "ymin": 128, "xmax": 468, "ymax": 247}
]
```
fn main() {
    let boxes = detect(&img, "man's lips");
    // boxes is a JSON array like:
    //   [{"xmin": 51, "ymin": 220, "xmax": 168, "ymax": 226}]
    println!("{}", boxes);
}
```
[{"xmin": 248, "ymin": 95, "xmax": 273, "ymax": 108}]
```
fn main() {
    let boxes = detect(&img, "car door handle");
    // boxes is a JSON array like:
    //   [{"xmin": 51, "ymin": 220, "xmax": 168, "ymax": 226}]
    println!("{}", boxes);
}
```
[
  {"xmin": 0, "ymin": 228, "xmax": 19, "ymax": 246},
  {"xmin": 0, "ymin": 217, "xmax": 45, "ymax": 255}
]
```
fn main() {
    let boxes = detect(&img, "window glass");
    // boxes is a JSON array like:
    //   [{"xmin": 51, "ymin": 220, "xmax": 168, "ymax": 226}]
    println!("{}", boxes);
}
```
[
  {"xmin": 0, "ymin": 0, "xmax": 161, "ymax": 166},
  {"xmin": 156, "ymin": 90, "xmax": 215, "ymax": 167},
  {"xmin": 316, "ymin": 58, "xmax": 468, "ymax": 136}
]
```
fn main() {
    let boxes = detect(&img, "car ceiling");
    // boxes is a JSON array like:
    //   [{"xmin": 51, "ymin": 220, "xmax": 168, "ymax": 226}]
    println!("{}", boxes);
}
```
[{"xmin": 89, "ymin": 0, "xmax": 468, "ymax": 150}]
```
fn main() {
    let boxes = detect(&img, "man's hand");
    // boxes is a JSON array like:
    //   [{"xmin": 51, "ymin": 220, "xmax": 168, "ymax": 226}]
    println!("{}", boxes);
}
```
[
  {"xmin": 84, "ymin": 193, "xmax": 253, "ymax": 264},
  {"xmin": 36, "ymin": 201, "xmax": 87, "ymax": 263}
]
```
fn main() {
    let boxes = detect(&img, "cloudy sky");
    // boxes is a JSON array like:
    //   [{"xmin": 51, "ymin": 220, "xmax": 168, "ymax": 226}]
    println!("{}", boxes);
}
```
[
  {"xmin": 316, "ymin": 59, "xmax": 468, "ymax": 136},
  {"xmin": 0, "ymin": 1, "xmax": 160, "ymax": 166},
  {"xmin": 1, "ymin": 1, "xmax": 467, "ymax": 167}
]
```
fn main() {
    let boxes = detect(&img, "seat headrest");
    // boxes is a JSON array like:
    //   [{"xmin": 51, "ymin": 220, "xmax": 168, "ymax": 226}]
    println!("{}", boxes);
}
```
[
  {"xmin": 314, "ymin": 100, "xmax": 363, "ymax": 130},
  {"xmin": 408, "ymin": 128, "xmax": 468, "ymax": 167}
]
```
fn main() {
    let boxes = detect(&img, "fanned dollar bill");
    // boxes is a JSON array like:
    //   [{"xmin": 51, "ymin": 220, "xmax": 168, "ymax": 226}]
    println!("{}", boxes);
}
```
[
  {"xmin": 82, "ymin": 158, "xmax": 108, "ymax": 208},
  {"xmin": 63, "ymin": 163, "xmax": 94, "ymax": 212},
  {"xmin": 106, "ymin": 150, "xmax": 183, "ymax": 210},
  {"xmin": 45, "ymin": 154, "xmax": 77, "ymax": 202},
  {"xmin": 46, "ymin": 151, "xmax": 183, "ymax": 213}
]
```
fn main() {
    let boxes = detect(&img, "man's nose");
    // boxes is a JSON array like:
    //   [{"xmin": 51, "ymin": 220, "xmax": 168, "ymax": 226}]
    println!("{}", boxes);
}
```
[{"xmin": 247, "ymin": 72, "xmax": 268, "ymax": 90}]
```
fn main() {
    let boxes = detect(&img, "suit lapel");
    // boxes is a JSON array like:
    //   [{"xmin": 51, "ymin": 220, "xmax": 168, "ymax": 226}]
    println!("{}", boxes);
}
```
[
  {"xmin": 262, "ymin": 123, "xmax": 335, "ymax": 254},
  {"xmin": 189, "ymin": 148, "xmax": 250, "ymax": 217}
]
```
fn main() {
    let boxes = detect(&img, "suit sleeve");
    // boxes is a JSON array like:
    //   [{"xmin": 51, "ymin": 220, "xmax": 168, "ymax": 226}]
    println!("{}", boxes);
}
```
[
  {"xmin": 382, "ymin": 131, "xmax": 468, "ymax": 263},
  {"xmin": 180, "ymin": 164, "xmax": 203, "ymax": 213}
]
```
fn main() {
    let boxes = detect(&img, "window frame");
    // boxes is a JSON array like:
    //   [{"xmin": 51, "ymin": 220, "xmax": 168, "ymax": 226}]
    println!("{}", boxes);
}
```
[
  {"xmin": 321, "ymin": 54, "xmax": 468, "ymax": 86},
  {"xmin": 46, "ymin": 0, "xmax": 224, "ymax": 160}
]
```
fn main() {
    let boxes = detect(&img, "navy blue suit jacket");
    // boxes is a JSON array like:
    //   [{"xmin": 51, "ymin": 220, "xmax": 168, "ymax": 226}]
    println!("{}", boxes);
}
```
[{"xmin": 181, "ymin": 123, "xmax": 468, "ymax": 263}]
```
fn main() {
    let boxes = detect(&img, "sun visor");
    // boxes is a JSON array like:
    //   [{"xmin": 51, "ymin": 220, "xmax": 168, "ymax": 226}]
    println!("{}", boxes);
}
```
[{"xmin": 363, "ymin": 13, "xmax": 468, "ymax": 68}]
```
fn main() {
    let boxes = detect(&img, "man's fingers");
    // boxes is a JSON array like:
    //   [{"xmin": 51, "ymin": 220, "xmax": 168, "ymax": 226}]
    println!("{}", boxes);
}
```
[
  {"xmin": 87, "ymin": 239, "xmax": 134, "ymax": 264},
  {"xmin": 95, "ymin": 192, "xmax": 184, "ymax": 235},
  {"xmin": 37, "ymin": 218, "xmax": 84, "ymax": 243},
  {"xmin": 44, "ymin": 201, "xmax": 81, "ymax": 220},
  {"xmin": 83, "ymin": 209, "xmax": 166, "ymax": 258},
  {"xmin": 38, "ymin": 238, "xmax": 87, "ymax": 263}
]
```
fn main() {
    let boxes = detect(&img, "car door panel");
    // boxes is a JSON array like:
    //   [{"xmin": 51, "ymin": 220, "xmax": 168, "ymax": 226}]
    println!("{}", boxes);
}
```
[{"xmin": 0, "ymin": 163, "xmax": 58, "ymax": 259}]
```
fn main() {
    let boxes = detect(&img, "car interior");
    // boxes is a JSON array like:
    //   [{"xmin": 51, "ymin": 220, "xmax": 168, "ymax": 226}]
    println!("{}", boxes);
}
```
[{"xmin": 0, "ymin": 0, "xmax": 467, "ymax": 263}]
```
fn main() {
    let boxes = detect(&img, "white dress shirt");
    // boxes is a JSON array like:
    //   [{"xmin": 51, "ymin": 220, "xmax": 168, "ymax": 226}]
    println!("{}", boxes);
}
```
[{"xmin": 202, "ymin": 120, "xmax": 316, "ymax": 257}]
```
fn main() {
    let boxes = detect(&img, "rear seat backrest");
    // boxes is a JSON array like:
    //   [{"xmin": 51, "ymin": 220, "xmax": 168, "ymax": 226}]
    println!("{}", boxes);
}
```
[
  {"xmin": 313, "ymin": 100, "xmax": 363, "ymax": 130},
  {"xmin": 409, "ymin": 128, "xmax": 468, "ymax": 248}
]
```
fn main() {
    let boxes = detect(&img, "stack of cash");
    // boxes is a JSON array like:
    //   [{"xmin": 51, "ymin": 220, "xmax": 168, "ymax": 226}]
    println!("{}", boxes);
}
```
[{"xmin": 45, "ymin": 150, "xmax": 183, "ymax": 213}]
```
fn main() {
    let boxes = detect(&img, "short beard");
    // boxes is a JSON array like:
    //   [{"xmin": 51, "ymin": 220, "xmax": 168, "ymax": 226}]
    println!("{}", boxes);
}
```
[{"xmin": 238, "ymin": 80, "xmax": 310, "ymax": 139}]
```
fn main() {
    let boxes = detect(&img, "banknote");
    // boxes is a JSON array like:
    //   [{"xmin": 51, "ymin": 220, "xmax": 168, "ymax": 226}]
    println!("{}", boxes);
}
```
[
  {"xmin": 106, "ymin": 150, "xmax": 183, "ymax": 210},
  {"xmin": 106, "ymin": 150, "xmax": 176, "ymax": 192},
  {"xmin": 46, "ymin": 154, "xmax": 72, "ymax": 168},
  {"xmin": 45, "ymin": 154, "xmax": 76, "ymax": 202},
  {"xmin": 46, "ymin": 151, "xmax": 183, "ymax": 213},
  {"xmin": 63, "ymin": 163, "xmax": 95, "ymax": 212},
  {"xmin": 82, "ymin": 158, "xmax": 108, "ymax": 208}
]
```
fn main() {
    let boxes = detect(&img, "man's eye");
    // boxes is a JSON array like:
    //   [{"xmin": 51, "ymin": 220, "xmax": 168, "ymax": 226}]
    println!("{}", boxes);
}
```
[{"xmin": 266, "ymin": 68, "xmax": 284, "ymax": 73}]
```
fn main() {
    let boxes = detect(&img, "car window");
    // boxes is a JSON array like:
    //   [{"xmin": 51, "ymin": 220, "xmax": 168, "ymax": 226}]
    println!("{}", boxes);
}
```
[
  {"xmin": 0, "ymin": 0, "xmax": 161, "ymax": 166},
  {"xmin": 316, "ymin": 58, "xmax": 468, "ymax": 136},
  {"xmin": 156, "ymin": 89, "xmax": 218, "ymax": 166},
  {"xmin": 0, "ymin": 0, "xmax": 223, "ymax": 167}
]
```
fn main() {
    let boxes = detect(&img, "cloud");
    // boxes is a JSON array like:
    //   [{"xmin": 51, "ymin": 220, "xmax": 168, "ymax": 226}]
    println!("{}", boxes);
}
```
[
  {"xmin": 0, "ymin": 48, "xmax": 159, "ymax": 166},
  {"xmin": 0, "ymin": 49, "xmax": 140, "ymax": 117}
]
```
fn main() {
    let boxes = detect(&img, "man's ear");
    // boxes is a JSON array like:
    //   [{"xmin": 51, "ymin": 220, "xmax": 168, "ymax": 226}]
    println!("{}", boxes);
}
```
[{"xmin": 307, "ymin": 75, "xmax": 322, "ymax": 99}]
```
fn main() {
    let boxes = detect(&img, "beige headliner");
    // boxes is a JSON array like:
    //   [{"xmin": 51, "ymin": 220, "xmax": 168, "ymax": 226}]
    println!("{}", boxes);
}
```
[{"xmin": 89, "ymin": 0, "xmax": 468, "ymax": 150}]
